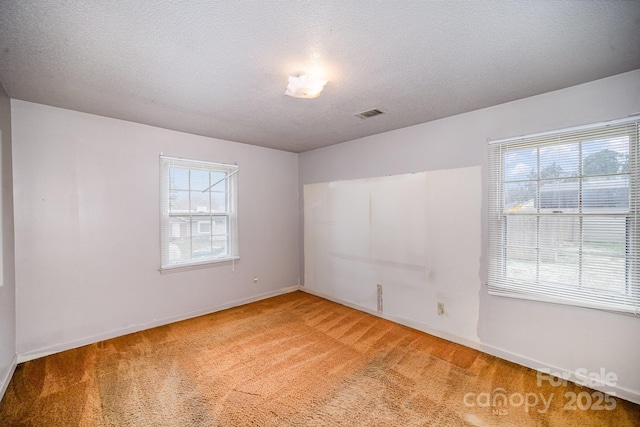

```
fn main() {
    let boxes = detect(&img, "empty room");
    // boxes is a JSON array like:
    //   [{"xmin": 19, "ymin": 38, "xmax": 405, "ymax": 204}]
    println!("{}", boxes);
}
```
[{"xmin": 0, "ymin": 1, "xmax": 639, "ymax": 425}]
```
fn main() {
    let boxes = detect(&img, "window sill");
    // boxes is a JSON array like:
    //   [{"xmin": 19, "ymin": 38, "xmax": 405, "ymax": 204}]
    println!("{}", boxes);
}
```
[
  {"xmin": 488, "ymin": 286, "xmax": 640, "ymax": 317},
  {"xmin": 159, "ymin": 256, "xmax": 240, "ymax": 274}
]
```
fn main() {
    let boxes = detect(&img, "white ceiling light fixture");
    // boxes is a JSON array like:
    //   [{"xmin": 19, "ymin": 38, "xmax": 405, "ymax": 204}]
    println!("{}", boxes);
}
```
[{"xmin": 285, "ymin": 74, "xmax": 328, "ymax": 99}]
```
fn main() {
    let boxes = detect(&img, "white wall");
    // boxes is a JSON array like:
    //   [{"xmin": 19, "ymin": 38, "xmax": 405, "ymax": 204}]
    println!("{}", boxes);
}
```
[
  {"xmin": 12, "ymin": 100, "xmax": 300, "ymax": 359},
  {"xmin": 299, "ymin": 69, "xmax": 640, "ymax": 403},
  {"xmin": 0, "ymin": 83, "xmax": 16, "ymax": 400},
  {"xmin": 304, "ymin": 168, "xmax": 482, "ymax": 347}
]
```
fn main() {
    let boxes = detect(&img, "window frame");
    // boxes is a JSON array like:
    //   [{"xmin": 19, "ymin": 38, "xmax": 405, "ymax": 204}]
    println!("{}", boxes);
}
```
[
  {"xmin": 159, "ymin": 155, "xmax": 239, "ymax": 273},
  {"xmin": 488, "ymin": 117, "xmax": 640, "ymax": 315}
]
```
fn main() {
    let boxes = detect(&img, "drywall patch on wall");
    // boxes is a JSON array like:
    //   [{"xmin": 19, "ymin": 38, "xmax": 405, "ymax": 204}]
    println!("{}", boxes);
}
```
[
  {"xmin": 304, "ymin": 166, "xmax": 481, "ymax": 343},
  {"xmin": 299, "ymin": 70, "xmax": 640, "ymax": 404}
]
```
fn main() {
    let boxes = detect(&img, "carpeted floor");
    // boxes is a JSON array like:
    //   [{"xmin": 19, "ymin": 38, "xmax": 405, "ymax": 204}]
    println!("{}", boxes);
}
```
[{"xmin": 1, "ymin": 291, "xmax": 638, "ymax": 426}]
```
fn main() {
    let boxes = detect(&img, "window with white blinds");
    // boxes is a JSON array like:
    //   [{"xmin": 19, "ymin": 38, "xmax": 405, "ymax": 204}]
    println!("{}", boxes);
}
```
[
  {"xmin": 488, "ymin": 117, "xmax": 640, "ymax": 315},
  {"xmin": 160, "ymin": 156, "xmax": 238, "ymax": 272}
]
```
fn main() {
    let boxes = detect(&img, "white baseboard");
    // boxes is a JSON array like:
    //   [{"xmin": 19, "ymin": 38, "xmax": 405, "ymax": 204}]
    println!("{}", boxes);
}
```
[
  {"xmin": 300, "ymin": 287, "xmax": 640, "ymax": 406},
  {"xmin": 18, "ymin": 285, "xmax": 300, "ymax": 364},
  {"xmin": 0, "ymin": 353, "xmax": 18, "ymax": 402},
  {"xmin": 15, "ymin": 285, "xmax": 639, "ymax": 406},
  {"xmin": 481, "ymin": 342, "xmax": 640, "ymax": 405},
  {"xmin": 299, "ymin": 287, "xmax": 482, "ymax": 351}
]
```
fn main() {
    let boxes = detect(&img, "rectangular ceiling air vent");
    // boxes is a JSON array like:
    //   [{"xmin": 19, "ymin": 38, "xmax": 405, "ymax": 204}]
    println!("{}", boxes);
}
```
[{"xmin": 354, "ymin": 108, "xmax": 385, "ymax": 119}]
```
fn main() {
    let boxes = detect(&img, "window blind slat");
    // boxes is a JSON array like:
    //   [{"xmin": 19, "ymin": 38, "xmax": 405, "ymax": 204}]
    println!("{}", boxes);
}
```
[{"xmin": 488, "ymin": 118, "xmax": 640, "ymax": 315}]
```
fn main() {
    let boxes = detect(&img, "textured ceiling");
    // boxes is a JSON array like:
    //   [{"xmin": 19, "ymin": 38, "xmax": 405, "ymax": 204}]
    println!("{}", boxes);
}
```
[{"xmin": 1, "ymin": 1, "xmax": 639, "ymax": 153}]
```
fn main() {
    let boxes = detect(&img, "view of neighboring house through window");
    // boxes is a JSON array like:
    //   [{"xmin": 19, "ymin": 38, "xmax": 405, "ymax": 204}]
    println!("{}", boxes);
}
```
[
  {"xmin": 160, "ymin": 156, "xmax": 238, "ymax": 271},
  {"xmin": 488, "ymin": 117, "xmax": 640, "ymax": 314}
]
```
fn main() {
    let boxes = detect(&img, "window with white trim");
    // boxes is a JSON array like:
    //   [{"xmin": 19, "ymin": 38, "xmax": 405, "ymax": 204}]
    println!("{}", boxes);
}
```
[
  {"xmin": 160, "ymin": 156, "xmax": 238, "ymax": 271},
  {"xmin": 488, "ymin": 117, "xmax": 639, "ymax": 315}
]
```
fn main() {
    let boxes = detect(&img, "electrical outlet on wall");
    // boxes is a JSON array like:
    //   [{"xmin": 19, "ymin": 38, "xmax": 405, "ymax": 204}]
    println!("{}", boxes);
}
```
[{"xmin": 437, "ymin": 302, "xmax": 445, "ymax": 315}]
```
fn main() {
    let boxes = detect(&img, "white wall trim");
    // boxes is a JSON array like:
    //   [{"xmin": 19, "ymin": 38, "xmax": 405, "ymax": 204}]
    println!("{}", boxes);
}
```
[
  {"xmin": 13, "ymin": 284, "xmax": 639, "ymax": 405},
  {"xmin": 17, "ymin": 285, "xmax": 300, "ymax": 363},
  {"xmin": 480, "ymin": 343, "xmax": 640, "ymax": 405},
  {"xmin": 300, "ymin": 287, "xmax": 640, "ymax": 406},
  {"xmin": 0, "ymin": 353, "xmax": 18, "ymax": 402},
  {"xmin": 299, "ymin": 287, "xmax": 482, "ymax": 351}
]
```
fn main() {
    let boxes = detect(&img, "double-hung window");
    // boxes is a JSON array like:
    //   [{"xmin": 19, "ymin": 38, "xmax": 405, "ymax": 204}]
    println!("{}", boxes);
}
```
[
  {"xmin": 160, "ymin": 156, "xmax": 238, "ymax": 271},
  {"xmin": 488, "ymin": 117, "xmax": 639, "ymax": 314}
]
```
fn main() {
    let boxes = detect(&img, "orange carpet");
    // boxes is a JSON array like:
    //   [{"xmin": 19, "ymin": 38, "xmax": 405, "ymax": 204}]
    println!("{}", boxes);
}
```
[{"xmin": 1, "ymin": 291, "xmax": 638, "ymax": 426}]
